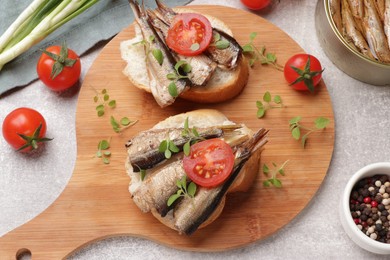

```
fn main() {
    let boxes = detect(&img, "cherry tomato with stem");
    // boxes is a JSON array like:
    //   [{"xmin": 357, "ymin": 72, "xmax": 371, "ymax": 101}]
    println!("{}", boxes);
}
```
[
  {"xmin": 284, "ymin": 54, "xmax": 324, "ymax": 92},
  {"xmin": 183, "ymin": 138, "xmax": 235, "ymax": 188},
  {"xmin": 2, "ymin": 107, "xmax": 52, "ymax": 152},
  {"xmin": 166, "ymin": 13, "xmax": 213, "ymax": 56},
  {"xmin": 240, "ymin": 0, "xmax": 272, "ymax": 10},
  {"xmin": 37, "ymin": 42, "xmax": 81, "ymax": 91}
]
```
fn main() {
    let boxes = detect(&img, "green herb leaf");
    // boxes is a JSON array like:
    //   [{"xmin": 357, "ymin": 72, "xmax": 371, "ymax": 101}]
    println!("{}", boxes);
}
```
[
  {"xmin": 120, "ymin": 117, "xmax": 131, "ymax": 126},
  {"xmin": 263, "ymin": 164, "xmax": 270, "ymax": 174},
  {"xmin": 242, "ymin": 44, "xmax": 253, "ymax": 53},
  {"xmin": 96, "ymin": 151, "xmax": 102, "ymax": 158},
  {"xmin": 215, "ymin": 40, "xmax": 230, "ymax": 49},
  {"xmin": 165, "ymin": 149, "xmax": 172, "ymax": 159},
  {"xmin": 93, "ymin": 96, "xmax": 98, "ymax": 102},
  {"xmin": 104, "ymin": 151, "xmax": 111, "ymax": 156},
  {"xmin": 97, "ymin": 110, "xmax": 104, "ymax": 117},
  {"xmin": 187, "ymin": 182, "xmax": 197, "ymax": 197},
  {"xmin": 152, "ymin": 49, "xmax": 164, "ymax": 65},
  {"xmin": 102, "ymin": 89, "xmax": 107, "ymax": 94},
  {"xmin": 274, "ymin": 95, "xmax": 282, "ymax": 104},
  {"xmin": 108, "ymin": 100, "xmax": 116, "ymax": 108},
  {"xmin": 249, "ymin": 32, "xmax": 258, "ymax": 41},
  {"xmin": 263, "ymin": 180, "xmax": 271, "ymax": 187},
  {"xmin": 96, "ymin": 104, "xmax": 104, "ymax": 112},
  {"xmin": 159, "ymin": 140, "xmax": 168, "ymax": 153},
  {"xmin": 168, "ymin": 81, "xmax": 178, "ymax": 97},
  {"xmin": 103, "ymin": 158, "xmax": 110, "ymax": 164},
  {"xmin": 169, "ymin": 141, "xmax": 180, "ymax": 153},
  {"xmin": 167, "ymin": 193, "xmax": 181, "ymax": 207},
  {"xmin": 266, "ymin": 53, "xmax": 277, "ymax": 63},
  {"xmin": 98, "ymin": 140, "xmax": 110, "ymax": 150},
  {"xmin": 167, "ymin": 73, "xmax": 177, "ymax": 80},
  {"xmin": 291, "ymin": 127, "xmax": 301, "ymax": 140},
  {"xmin": 315, "ymin": 117, "xmax": 330, "ymax": 129},
  {"xmin": 104, "ymin": 94, "xmax": 109, "ymax": 101},
  {"xmin": 110, "ymin": 116, "xmax": 120, "ymax": 133},
  {"xmin": 214, "ymin": 32, "xmax": 221, "ymax": 42},
  {"xmin": 140, "ymin": 169, "xmax": 146, "ymax": 181},
  {"xmin": 190, "ymin": 43, "xmax": 200, "ymax": 51},
  {"xmin": 183, "ymin": 141, "xmax": 191, "ymax": 156},
  {"xmin": 257, "ymin": 108, "xmax": 265, "ymax": 118},
  {"xmin": 263, "ymin": 91, "xmax": 271, "ymax": 102},
  {"xmin": 289, "ymin": 116, "xmax": 301, "ymax": 125}
]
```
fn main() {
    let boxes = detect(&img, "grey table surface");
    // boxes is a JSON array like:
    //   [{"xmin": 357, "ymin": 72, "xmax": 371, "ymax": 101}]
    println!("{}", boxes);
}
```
[{"xmin": 1, "ymin": 0, "xmax": 390, "ymax": 259}]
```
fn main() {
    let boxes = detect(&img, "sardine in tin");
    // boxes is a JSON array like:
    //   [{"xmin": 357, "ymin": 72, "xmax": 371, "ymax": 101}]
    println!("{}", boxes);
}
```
[{"xmin": 315, "ymin": 0, "xmax": 390, "ymax": 86}]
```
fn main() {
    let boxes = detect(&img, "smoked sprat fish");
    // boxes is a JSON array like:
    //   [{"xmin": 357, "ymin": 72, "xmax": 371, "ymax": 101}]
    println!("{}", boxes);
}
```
[
  {"xmin": 333, "ymin": 0, "xmax": 390, "ymax": 63},
  {"xmin": 147, "ymin": 9, "xmax": 218, "ymax": 86},
  {"xmin": 154, "ymin": 0, "xmax": 242, "ymax": 70},
  {"xmin": 172, "ymin": 128, "xmax": 268, "ymax": 235},
  {"xmin": 128, "ymin": 0, "xmax": 189, "ymax": 107},
  {"xmin": 125, "ymin": 124, "xmax": 243, "ymax": 172},
  {"xmin": 363, "ymin": 0, "xmax": 390, "ymax": 62}
]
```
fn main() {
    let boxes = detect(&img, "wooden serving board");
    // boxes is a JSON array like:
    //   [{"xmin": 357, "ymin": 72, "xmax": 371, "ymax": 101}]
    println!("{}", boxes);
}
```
[{"xmin": 0, "ymin": 5, "xmax": 334, "ymax": 259}]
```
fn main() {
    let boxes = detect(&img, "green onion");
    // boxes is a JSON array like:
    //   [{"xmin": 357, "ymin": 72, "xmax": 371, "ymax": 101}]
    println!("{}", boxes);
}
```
[{"xmin": 0, "ymin": 0, "xmax": 100, "ymax": 70}]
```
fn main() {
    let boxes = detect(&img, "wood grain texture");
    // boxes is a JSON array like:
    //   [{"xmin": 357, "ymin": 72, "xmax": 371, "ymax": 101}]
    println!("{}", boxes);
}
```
[{"xmin": 0, "ymin": 6, "xmax": 334, "ymax": 259}]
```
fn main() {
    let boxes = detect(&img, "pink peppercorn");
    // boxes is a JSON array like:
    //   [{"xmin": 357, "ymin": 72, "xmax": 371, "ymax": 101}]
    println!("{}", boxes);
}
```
[
  {"xmin": 371, "ymin": 201, "xmax": 378, "ymax": 208},
  {"xmin": 364, "ymin": 197, "xmax": 372, "ymax": 204},
  {"xmin": 354, "ymin": 218, "xmax": 360, "ymax": 224}
]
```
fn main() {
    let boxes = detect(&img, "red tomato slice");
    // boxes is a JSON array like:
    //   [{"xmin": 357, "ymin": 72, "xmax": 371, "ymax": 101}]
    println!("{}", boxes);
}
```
[
  {"xmin": 183, "ymin": 138, "xmax": 235, "ymax": 188},
  {"xmin": 166, "ymin": 13, "xmax": 213, "ymax": 56}
]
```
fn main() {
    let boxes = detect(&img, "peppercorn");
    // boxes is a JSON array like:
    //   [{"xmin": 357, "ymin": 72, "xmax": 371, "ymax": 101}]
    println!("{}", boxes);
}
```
[{"xmin": 350, "ymin": 175, "xmax": 390, "ymax": 243}]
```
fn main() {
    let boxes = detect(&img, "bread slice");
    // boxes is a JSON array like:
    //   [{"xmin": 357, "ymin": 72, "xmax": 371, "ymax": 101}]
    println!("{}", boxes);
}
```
[
  {"xmin": 126, "ymin": 109, "xmax": 263, "ymax": 232},
  {"xmin": 120, "ymin": 10, "xmax": 249, "ymax": 104}
]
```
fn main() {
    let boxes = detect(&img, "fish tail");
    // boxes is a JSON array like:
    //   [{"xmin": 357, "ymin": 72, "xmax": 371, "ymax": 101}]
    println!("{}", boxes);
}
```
[{"xmin": 235, "ymin": 128, "xmax": 268, "ymax": 163}]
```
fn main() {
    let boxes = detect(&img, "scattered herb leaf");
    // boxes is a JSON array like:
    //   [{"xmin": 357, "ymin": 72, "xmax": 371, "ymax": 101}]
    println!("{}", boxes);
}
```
[
  {"xmin": 241, "ymin": 32, "xmax": 283, "ymax": 71},
  {"xmin": 256, "ymin": 91, "xmax": 284, "ymax": 118},
  {"xmin": 96, "ymin": 139, "xmax": 111, "ymax": 164},
  {"xmin": 110, "ymin": 116, "xmax": 137, "ymax": 133},
  {"xmin": 263, "ymin": 160, "xmax": 289, "ymax": 188},
  {"xmin": 93, "ymin": 89, "xmax": 117, "ymax": 117},
  {"xmin": 159, "ymin": 138, "xmax": 179, "ymax": 159},
  {"xmin": 289, "ymin": 116, "xmax": 330, "ymax": 148}
]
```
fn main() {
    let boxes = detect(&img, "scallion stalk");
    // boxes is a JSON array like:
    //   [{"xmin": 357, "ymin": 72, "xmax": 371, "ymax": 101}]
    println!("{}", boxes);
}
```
[{"xmin": 0, "ymin": 0, "xmax": 100, "ymax": 71}]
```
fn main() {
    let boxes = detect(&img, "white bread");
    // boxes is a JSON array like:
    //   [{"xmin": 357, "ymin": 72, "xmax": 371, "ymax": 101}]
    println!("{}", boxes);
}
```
[
  {"xmin": 120, "ymin": 9, "xmax": 249, "ymax": 104},
  {"xmin": 126, "ymin": 109, "xmax": 263, "ymax": 232}
]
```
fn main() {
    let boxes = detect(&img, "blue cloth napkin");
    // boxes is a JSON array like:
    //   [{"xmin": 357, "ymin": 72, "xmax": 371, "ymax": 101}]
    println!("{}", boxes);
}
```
[{"xmin": 0, "ymin": 0, "xmax": 192, "ymax": 96}]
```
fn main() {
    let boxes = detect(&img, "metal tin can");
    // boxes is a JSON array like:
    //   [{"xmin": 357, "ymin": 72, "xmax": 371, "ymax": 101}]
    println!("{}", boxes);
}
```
[{"xmin": 315, "ymin": 0, "xmax": 390, "ymax": 86}]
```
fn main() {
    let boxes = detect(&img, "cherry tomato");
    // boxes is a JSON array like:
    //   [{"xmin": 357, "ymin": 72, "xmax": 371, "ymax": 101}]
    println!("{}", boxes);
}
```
[
  {"xmin": 166, "ymin": 13, "xmax": 213, "ymax": 56},
  {"xmin": 240, "ymin": 0, "xmax": 271, "ymax": 10},
  {"xmin": 183, "ymin": 138, "xmax": 235, "ymax": 188},
  {"xmin": 284, "ymin": 54, "xmax": 324, "ymax": 92},
  {"xmin": 37, "ymin": 43, "xmax": 81, "ymax": 91},
  {"xmin": 2, "ymin": 108, "xmax": 52, "ymax": 152}
]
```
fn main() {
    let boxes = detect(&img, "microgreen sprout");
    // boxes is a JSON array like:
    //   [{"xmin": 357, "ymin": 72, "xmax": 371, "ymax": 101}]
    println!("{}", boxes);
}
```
[
  {"xmin": 210, "ymin": 32, "xmax": 230, "ymax": 49},
  {"xmin": 110, "ymin": 116, "xmax": 138, "ymax": 133},
  {"xmin": 134, "ymin": 35, "xmax": 164, "ymax": 65},
  {"xmin": 256, "ymin": 91, "xmax": 283, "ymax": 118},
  {"xmin": 96, "ymin": 139, "xmax": 111, "ymax": 164},
  {"xmin": 289, "ymin": 116, "xmax": 330, "ymax": 148},
  {"xmin": 167, "ymin": 175, "xmax": 197, "ymax": 206},
  {"xmin": 166, "ymin": 60, "xmax": 192, "ymax": 97},
  {"xmin": 263, "ymin": 160, "xmax": 289, "ymax": 188},
  {"xmin": 159, "ymin": 137, "xmax": 180, "ymax": 159},
  {"xmin": 93, "ymin": 89, "xmax": 116, "ymax": 117},
  {"xmin": 181, "ymin": 117, "xmax": 204, "ymax": 156},
  {"xmin": 242, "ymin": 32, "xmax": 283, "ymax": 71}
]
